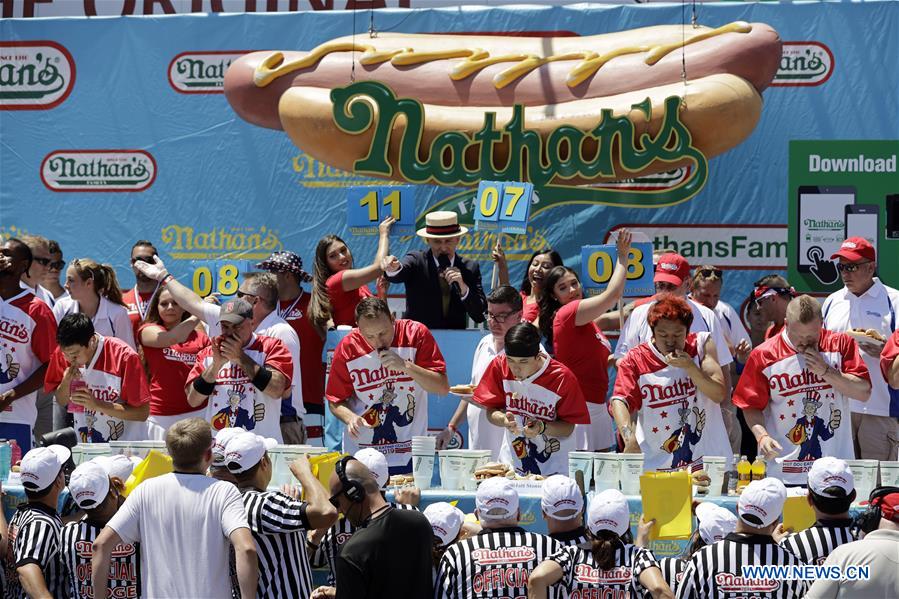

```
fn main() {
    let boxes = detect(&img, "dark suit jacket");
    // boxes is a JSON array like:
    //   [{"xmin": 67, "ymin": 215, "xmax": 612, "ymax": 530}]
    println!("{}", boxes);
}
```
[{"xmin": 385, "ymin": 249, "xmax": 486, "ymax": 329}]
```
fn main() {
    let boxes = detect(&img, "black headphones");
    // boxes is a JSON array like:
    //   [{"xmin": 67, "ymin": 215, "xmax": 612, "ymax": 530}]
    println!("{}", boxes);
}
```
[
  {"xmin": 852, "ymin": 485, "xmax": 899, "ymax": 535},
  {"xmin": 336, "ymin": 456, "xmax": 366, "ymax": 504}
]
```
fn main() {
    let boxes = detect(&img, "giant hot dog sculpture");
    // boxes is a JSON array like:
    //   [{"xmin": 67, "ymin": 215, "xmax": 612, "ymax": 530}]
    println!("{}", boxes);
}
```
[{"xmin": 224, "ymin": 23, "xmax": 781, "ymax": 195}]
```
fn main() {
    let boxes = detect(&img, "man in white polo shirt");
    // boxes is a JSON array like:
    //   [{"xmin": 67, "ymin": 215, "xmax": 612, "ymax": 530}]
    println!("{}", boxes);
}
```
[
  {"xmin": 734, "ymin": 295, "xmax": 871, "ymax": 485},
  {"xmin": 821, "ymin": 237, "xmax": 899, "ymax": 461}
]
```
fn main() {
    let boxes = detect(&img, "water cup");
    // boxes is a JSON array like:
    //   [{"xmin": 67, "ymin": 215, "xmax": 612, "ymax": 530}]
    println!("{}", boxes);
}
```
[
  {"xmin": 412, "ymin": 452, "xmax": 436, "ymax": 490},
  {"xmin": 879, "ymin": 461, "xmax": 899, "ymax": 487},
  {"xmin": 273, "ymin": 445, "xmax": 328, "ymax": 487},
  {"xmin": 619, "ymin": 454, "xmax": 644, "ymax": 495},
  {"xmin": 846, "ymin": 459, "xmax": 878, "ymax": 503},
  {"xmin": 703, "ymin": 457, "xmax": 727, "ymax": 497},
  {"xmin": 568, "ymin": 451, "xmax": 595, "ymax": 491},
  {"xmin": 593, "ymin": 452, "xmax": 621, "ymax": 491},
  {"xmin": 438, "ymin": 450, "xmax": 488, "ymax": 491}
]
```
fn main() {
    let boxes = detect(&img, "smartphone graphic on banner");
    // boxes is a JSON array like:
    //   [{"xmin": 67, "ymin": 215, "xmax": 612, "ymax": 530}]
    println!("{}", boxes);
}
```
[
  {"xmin": 887, "ymin": 194, "xmax": 899, "ymax": 239},
  {"xmin": 797, "ymin": 186, "xmax": 855, "ymax": 273},
  {"xmin": 844, "ymin": 204, "xmax": 879, "ymax": 259}
]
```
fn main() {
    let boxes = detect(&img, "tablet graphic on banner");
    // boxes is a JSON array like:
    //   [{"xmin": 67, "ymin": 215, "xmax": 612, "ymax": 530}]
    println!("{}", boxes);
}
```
[
  {"xmin": 580, "ymin": 243, "xmax": 653, "ymax": 298},
  {"xmin": 474, "ymin": 181, "xmax": 533, "ymax": 234},
  {"xmin": 788, "ymin": 140, "xmax": 899, "ymax": 293},
  {"xmin": 346, "ymin": 186, "xmax": 415, "ymax": 236}
]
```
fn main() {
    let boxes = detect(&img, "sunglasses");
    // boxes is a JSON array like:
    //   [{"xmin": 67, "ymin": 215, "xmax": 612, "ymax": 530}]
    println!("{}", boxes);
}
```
[
  {"xmin": 836, "ymin": 261, "xmax": 872, "ymax": 273},
  {"xmin": 329, "ymin": 490, "xmax": 346, "ymax": 508},
  {"xmin": 49, "ymin": 260, "xmax": 65, "ymax": 270},
  {"xmin": 32, "ymin": 257, "xmax": 52, "ymax": 266},
  {"xmin": 236, "ymin": 290, "xmax": 258, "ymax": 300},
  {"xmin": 131, "ymin": 256, "xmax": 156, "ymax": 265},
  {"xmin": 697, "ymin": 268, "xmax": 723, "ymax": 279}
]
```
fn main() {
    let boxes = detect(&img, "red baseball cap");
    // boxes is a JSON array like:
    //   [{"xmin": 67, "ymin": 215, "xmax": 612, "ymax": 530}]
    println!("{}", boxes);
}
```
[
  {"xmin": 654, "ymin": 253, "xmax": 691, "ymax": 286},
  {"xmin": 880, "ymin": 492, "xmax": 899, "ymax": 522},
  {"xmin": 830, "ymin": 237, "xmax": 876, "ymax": 262}
]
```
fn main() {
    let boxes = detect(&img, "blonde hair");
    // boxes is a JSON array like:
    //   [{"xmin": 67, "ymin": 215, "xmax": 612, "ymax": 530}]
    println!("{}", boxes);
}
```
[
  {"xmin": 19, "ymin": 234, "xmax": 50, "ymax": 254},
  {"xmin": 786, "ymin": 294, "xmax": 822, "ymax": 325},
  {"xmin": 70, "ymin": 258, "xmax": 126, "ymax": 306},
  {"xmin": 165, "ymin": 418, "xmax": 212, "ymax": 470}
]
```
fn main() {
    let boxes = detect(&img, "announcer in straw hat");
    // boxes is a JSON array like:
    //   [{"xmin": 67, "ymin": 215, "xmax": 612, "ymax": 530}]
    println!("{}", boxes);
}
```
[{"xmin": 382, "ymin": 211, "xmax": 486, "ymax": 329}]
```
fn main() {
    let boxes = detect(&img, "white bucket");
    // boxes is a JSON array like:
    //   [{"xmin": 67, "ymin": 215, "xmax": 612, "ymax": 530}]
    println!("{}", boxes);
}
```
[
  {"xmin": 593, "ymin": 452, "xmax": 621, "ymax": 492},
  {"xmin": 846, "ymin": 459, "xmax": 878, "ymax": 503},
  {"xmin": 704, "ymin": 457, "xmax": 727, "ymax": 497},
  {"xmin": 879, "ymin": 461, "xmax": 899, "ymax": 487},
  {"xmin": 568, "ymin": 451, "xmax": 595, "ymax": 491},
  {"xmin": 619, "ymin": 454, "xmax": 644, "ymax": 495}
]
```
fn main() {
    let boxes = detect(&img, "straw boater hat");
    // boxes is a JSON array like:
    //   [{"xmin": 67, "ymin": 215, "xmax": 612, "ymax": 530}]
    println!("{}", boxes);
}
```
[{"xmin": 416, "ymin": 211, "xmax": 469, "ymax": 239}]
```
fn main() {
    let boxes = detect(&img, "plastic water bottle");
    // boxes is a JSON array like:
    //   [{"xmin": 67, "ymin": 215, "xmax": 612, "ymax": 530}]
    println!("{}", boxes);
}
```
[
  {"xmin": 9, "ymin": 439, "xmax": 21, "ymax": 468},
  {"xmin": 726, "ymin": 453, "xmax": 739, "ymax": 495},
  {"xmin": 0, "ymin": 440, "xmax": 10, "ymax": 482}
]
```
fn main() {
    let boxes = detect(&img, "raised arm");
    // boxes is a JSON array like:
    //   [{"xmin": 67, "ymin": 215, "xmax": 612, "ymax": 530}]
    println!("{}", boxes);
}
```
[
  {"xmin": 133, "ymin": 256, "xmax": 208, "ymax": 319},
  {"xmin": 340, "ymin": 216, "xmax": 394, "ymax": 291},
  {"xmin": 289, "ymin": 456, "xmax": 339, "ymax": 530},
  {"xmin": 575, "ymin": 229, "xmax": 632, "ymax": 326},
  {"xmin": 140, "ymin": 317, "xmax": 201, "ymax": 349}
]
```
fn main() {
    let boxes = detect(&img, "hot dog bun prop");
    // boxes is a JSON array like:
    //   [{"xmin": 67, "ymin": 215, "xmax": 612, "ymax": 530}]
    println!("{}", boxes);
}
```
[{"xmin": 225, "ymin": 22, "xmax": 780, "ymax": 187}]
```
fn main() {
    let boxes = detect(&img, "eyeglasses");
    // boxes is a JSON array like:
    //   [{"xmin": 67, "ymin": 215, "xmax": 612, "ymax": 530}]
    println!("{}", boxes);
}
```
[
  {"xmin": 49, "ymin": 260, "xmax": 65, "ymax": 270},
  {"xmin": 836, "ymin": 261, "xmax": 872, "ymax": 273},
  {"xmin": 236, "ymin": 290, "xmax": 258, "ymax": 300},
  {"xmin": 697, "ymin": 268, "xmax": 723, "ymax": 279},
  {"xmin": 32, "ymin": 257, "xmax": 52, "ymax": 266},
  {"xmin": 485, "ymin": 310, "xmax": 520, "ymax": 323}
]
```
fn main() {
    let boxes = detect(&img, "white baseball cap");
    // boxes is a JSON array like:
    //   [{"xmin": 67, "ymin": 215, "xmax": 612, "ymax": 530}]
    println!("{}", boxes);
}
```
[
  {"xmin": 355, "ymin": 448, "xmax": 389, "ymax": 489},
  {"xmin": 587, "ymin": 489, "xmax": 630, "ymax": 536},
  {"xmin": 224, "ymin": 432, "xmax": 277, "ymax": 474},
  {"xmin": 20, "ymin": 445, "xmax": 71, "ymax": 492},
  {"xmin": 212, "ymin": 428, "xmax": 245, "ymax": 467},
  {"xmin": 808, "ymin": 457, "xmax": 855, "ymax": 499},
  {"xmin": 423, "ymin": 502, "xmax": 464, "ymax": 547},
  {"xmin": 541, "ymin": 475, "xmax": 584, "ymax": 521},
  {"xmin": 476, "ymin": 477, "xmax": 519, "ymax": 521},
  {"xmin": 738, "ymin": 477, "xmax": 787, "ymax": 528},
  {"xmin": 69, "ymin": 461, "xmax": 111, "ymax": 509},
  {"xmin": 695, "ymin": 502, "xmax": 738, "ymax": 544},
  {"xmin": 93, "ymin": 454, "xmax": 136, "ymax": 482}
]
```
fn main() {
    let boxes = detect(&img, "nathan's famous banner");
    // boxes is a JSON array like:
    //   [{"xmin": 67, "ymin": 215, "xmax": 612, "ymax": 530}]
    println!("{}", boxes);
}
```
[{"xmin": 2, "ymin": 2, "xmax": 897, "ymax": 322}]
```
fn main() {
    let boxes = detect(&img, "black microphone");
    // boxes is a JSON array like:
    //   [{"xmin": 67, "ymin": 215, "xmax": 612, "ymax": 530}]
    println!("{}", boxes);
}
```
[{"xmin": 437, "ymin": 253, "xmax": 460, "ymax": 295}]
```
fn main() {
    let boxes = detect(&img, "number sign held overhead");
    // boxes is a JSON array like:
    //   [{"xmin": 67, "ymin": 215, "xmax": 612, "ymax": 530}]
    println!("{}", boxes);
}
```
[
  {"xmin": 347, "ymin": 186, "xmax": 415, "ymax": 236},
  {"xmin": 580, "ymin": 243, "xmax": 654, "ymax": 298},
  {"xmin": 474, "ymin": 181, "xmax": 533, "ymax": 234}
]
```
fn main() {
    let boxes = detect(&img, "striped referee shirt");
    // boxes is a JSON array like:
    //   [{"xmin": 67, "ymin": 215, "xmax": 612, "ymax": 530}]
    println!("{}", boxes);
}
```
[
  {"xmin": 676, "ymin": 532, "xmax": 808, "ymax": 599},
  {"xmin": 60, "ymin": 516, "xmax": 141, "ymax": 598},
  {"xmin": 779, "ymin": 518, "xmax": 856, "ymax": 565},
  {"xmin": 312, "ymin": 501, "xmax": 416, "ymax": 585},
  {"xmin": 240, "ymin": 488, "xmax": 314, "ymax": 599},
  {"xmin": 436, "ymin": 525, "xmax": 561, "ymax": 599},
  {"xmin": 658, "ymin": 556, "xmax": 688, "ymax": 596},
  {"xmin": 3, "ymin": 502, "xmax": 64, "ymax": 599},
  {"xmin": 549, "ymin": 538, "xmax": 660, "ymax": 597}
]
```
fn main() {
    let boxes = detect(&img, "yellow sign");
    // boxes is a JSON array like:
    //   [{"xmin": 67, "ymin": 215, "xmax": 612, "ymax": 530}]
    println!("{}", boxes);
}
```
[{"xmin": 640, "ymin": 470, "xmax": 693, "ymax": 540}]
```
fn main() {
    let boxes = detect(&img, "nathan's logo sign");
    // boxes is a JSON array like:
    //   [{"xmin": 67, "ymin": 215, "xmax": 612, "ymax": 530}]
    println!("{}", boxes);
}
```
[
  {"xmin": 772, "ymin": 42, "xmax": 834, "ymax": 87},
  {"xmin": 40, "ymin": 151, "xmax": 156, "ymax": 192},
  {"xmin": 160, "ymin": 224, "xmax": 282, "ymax": 260},
  {"xmin": 330, "ymin": 81, "xmax": 708, "ymax": 208},
  {"xmin": 0, "ymin": 41, "xmax": 75, "ymax": 110},
  {"xmin": 168, "ymin": 51, "xmax": 248, "ymax": 94}
]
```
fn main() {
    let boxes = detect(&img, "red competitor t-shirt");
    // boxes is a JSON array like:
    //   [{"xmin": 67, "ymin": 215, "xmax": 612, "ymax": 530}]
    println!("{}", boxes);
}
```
[
  {"xmin": 122, "ymin": 288, "xmax": 155, "ymax": 345},
  {"xmin": 474, "ymin": 355, "xmax": 589, "ymax": 476},
  {"xmin": 0, "ymin": 290, "xmax": 57, "ymax": 428},
  {"xmin": 610, "ymin": 332, "xmax": 731, "ymax": 472},
  {"xmin": 326, "ymin": 319, "xmax": 445, "ymax": 470},
  {"xmin": 326, "ymin": 271, "xmax": 373, "ymax": 327},
  {"xmin": 880, "ymin": 330, "xmax": 899, "ymax": 385},
  {"xmin": 279, "ymin": 294, "xmax": 325, "ymax": 406},
  {"xmin": 520, "ymin": 292, "xmax": 539, "ymax": 323},
  {"xmin": 552, "ymin": 300, "xmax": 612, "ymax": 403},
  {"xmin": 732, "ymin": 329, "xmax": 870, "ymax": 484},
  {"xmin": 186, "ymin": 334, "xmax": 293, "ymax": 439},
  {"xmin": 44, "ymin": 335, "xmax": 150, "ymax": 442},
  {"xmin": 138, "ymin": 323, "xmax": 209, "ymax": 416}
]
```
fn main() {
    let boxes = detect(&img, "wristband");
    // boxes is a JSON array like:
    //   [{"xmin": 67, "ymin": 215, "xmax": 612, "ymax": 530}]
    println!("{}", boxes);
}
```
[
  {"xmin": 161, "ymin": 274, "xmax": 174, "ymax": 286},
  {"xmin": 757, "ymin": 433, "xmax": 771, "ymax": 446},
  {"xmin": 252, "ymin": 367, "xmax": 273, "ymax": 392},
  {"xmin": 192, "ymin": 377, "xmax": 216, "ymax": 396}
]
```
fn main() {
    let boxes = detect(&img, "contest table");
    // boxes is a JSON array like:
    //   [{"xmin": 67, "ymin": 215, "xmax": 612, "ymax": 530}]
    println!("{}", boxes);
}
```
[{"xmin": 389, "ymin": 488, "xmax": 867, "ymax": 558}]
